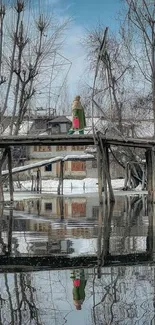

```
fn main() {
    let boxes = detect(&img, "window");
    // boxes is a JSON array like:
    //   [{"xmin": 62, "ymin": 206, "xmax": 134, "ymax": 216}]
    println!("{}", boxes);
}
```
[
  {"xmin": 72, "ymin": 203, "xmax": 86, "ymax": 216},
  {"xmin": 71, "ymin": 145, "xmax": 86, "ymax": 151},
  {"xmin": 60, "ymin": 124, "xmax": 67, "ymax": 133},
  {"xmin": 71, "ymin": 161, "xmax": 86, "ymax": 171},
  {"xmin": 45, "ymin": 164, "xmax": 52, "ymax": 172},
  {"xmin": 45, "ymin": 203, "xmax": 52, "ymax": 210},
  {"xmin": 79, "ymin": 146, "xmax": 86, "ymax": 150},
  {"xmin": 53, "ymin": 124, "xmax": 59, "ymax": 134},
  {"xmin": 34, "ymin": 146, "xmax": 51, "ymax": 152},
  {"xmin": 56, "ymin": 146, "xmax": 67, "ymax": 151},
  {"xmin": 39, "ymin": 146, "xmax": 51, "ymax": 152}
]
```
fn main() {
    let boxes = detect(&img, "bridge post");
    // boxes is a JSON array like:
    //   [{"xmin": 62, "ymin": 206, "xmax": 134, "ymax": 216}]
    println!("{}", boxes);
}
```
[
  {"xmin": 36, "ymin": 169, "xmax": 40, "ymax": 193},
  {"xmin": 7, "ymin": 208, "xmax": 13, "ymax": 255},
  {"xmin": 146, "ymin": 147, "xmax": 155, "ymax": 202},
  {"xmin": 59, "ymin": 197, "xmax": 64, "ymax": 220},
  {"xmin": 61, "ymin": 161, "xmax": 64, "ymax": 195},
  {"xmin": 58, "ymin": 160, "xmax": 64, "ymax": 196},
  {"xmin": 7, "ymin": 147, "xmax": 14, "ymax": 202},
  {"xmin": 39, "ymin": 169, "xmax": 42, "ymax": 193}
]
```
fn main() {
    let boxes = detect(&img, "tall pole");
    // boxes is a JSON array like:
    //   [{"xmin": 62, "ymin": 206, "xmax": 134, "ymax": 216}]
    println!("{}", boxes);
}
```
[{"xmin": 91, "ymin": 27, "xmax": 108, "ymax": 132}]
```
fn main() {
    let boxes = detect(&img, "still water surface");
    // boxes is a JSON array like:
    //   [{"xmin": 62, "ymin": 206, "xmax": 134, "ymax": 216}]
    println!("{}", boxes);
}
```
[
  {"xmin": 0, "ymin": 194, "xmax": 149, "ymax": 257},
  {"xmin": 0, "ymin": 194, "xmax": 154, "ymax": 324},
  {"xmin": 0, "ymin": 265, "xmax": 155, "ymax": 324}
]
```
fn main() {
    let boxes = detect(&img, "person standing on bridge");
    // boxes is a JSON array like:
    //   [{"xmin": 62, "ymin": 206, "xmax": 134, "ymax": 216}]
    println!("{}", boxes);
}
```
[{"xmin": 68, "ymin": 96, "xmax": 86, "ymax": 134}]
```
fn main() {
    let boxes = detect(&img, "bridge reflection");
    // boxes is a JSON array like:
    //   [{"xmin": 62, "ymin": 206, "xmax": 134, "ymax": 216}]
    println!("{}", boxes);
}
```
[{"xmin": 0, "ymin": 195, "xmax": 154, "ymax": 272}]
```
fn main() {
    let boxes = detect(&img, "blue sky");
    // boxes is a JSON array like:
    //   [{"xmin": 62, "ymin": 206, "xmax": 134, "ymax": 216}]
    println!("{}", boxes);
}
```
[
  {"xmin": 43, "ymin": 0, "xmax": 123, "ymax": 98},
  {"xmin": 55, "ymin": 0, "xmax": 122, "ymax": 31}
]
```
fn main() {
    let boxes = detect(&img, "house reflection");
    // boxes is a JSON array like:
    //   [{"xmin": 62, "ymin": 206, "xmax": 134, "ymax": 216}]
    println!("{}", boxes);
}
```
[
  {"xmin": 0, "ymin": 195, "xmax": 150, "ymax": 257},
  {"xmin": 14, "ymin": 197, "xmax": 87, "ymax": 218}
]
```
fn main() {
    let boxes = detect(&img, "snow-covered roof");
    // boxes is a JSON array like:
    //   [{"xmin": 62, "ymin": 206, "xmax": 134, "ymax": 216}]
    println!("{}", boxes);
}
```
[
  {"xmin": 2, "ymin": 154, "xmax": 95, "ymax": 175},
  {"xmin": 3, "ymin": 121, "xmax": 33, "ymax": 135},
  {"xmin": 2, "ymin": 115, "xmax": 154, "ymax": 138},
  {"xmin": 49, "ymin": 116, "xmax": 71, "ymax": 124}
]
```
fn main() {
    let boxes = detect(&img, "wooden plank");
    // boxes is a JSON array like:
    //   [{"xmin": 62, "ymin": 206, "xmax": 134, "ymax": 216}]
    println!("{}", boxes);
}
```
[
  {"xmin": 0, "ymin": 134, "xmax": 154, "ymax": 148},
  {"xmin": 0, "ymin": 134, "xmax": 95, "ymax": 147},
  {"xmin": 0, "ymin": 252, "xmax": 151, "ymax": 272}
]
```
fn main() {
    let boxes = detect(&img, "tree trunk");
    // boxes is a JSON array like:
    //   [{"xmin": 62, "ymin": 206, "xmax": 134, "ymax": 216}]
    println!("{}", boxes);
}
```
[
  {"xmin": 97, "ymin": 146, "xmax": 103, "ymax": 204},
  {"xmin": 0, "ymin": 6, "xmax": 5, "ymax": 79},
  {"xmin": 2, "ymin": 11, "xmax": 21, "ymax": 115},
  {"xmin": 0, "ymin": 169, "xmax": 4, "ymax": 202}
]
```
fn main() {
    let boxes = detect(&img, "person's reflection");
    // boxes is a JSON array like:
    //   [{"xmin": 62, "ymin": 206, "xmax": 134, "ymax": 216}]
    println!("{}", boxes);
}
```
[{"xmin": 70, "ymin": 269, "xmax": 87, "ymax": 310}]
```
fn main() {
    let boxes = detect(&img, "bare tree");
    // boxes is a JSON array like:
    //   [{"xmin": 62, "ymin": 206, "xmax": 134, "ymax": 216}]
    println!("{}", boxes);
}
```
[
  {"xmin": 0, "ymin": 0, "xmax": 69, "ymax": 200},
  {"xmin": 83, "ymin": 25, "xmax": 146, "ymax": 188},
  {"xmin": 83, "ymin": 24, "xmax": 135, "ymax": 132},
  {"xmin": 121, "ymin": 0, "xmax": 155, "ymax": 136}
]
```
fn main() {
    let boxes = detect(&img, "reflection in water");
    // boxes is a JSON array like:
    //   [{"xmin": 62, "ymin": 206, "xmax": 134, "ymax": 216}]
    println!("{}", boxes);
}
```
[
  {"xmin": 0, "ymin": 265, "xmax": 155, "ymax": 324},
  {"xmin": 0, "ymin": 195, "xmax": 153, "ymax": 260},
  {"xmin": 70, "ymin": 269, "xmax": 87, "ymax": 310},
  {"xmin": 1, "ymin": 194, "xmax": 155, "ymax": 323}
]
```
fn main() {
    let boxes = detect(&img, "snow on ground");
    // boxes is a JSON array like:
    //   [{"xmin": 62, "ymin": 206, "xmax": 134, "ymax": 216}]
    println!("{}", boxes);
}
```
[{"xmin": 15, "ymin": 178, "xmax": 125, "ymax": 195}]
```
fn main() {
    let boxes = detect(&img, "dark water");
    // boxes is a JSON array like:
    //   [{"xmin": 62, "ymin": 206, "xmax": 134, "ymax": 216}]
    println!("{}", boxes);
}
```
[{"xmin": 1, "ymin": 194, "xmax": 155, "ymax": 324}]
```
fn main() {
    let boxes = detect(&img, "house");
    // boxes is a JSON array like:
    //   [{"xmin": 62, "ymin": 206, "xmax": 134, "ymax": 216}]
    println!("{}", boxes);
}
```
[
  {"xmin": 5, "ymin": 112, "xmax": 153, "ymax": 181},
  {"xmin": 24, "ymin": 115, "xmax": 87, "ymax": 180},
  {"xmin": 47, "ymin": 116, "xmax": 72, "ymax": 134}
]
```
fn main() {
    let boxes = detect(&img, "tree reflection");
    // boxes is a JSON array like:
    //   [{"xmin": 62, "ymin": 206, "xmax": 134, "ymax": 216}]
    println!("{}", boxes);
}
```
[
  {"xmin": 0, "ymin": 204, "xmax": 7, "ymax": 255},
  {"xmin": 97, "ymin": 202, "xmax": 115, "ymax": 277},
  {"xmin": 0, "ymin": 265, "xmax": 155, "ymax": 324},
  {"xmin": 90, "ymin": 265, "xmax": 155, "ymax": 325},
  {"xmin": 1, "ymin": 273, "xmax": 41, "ymax": 325}
]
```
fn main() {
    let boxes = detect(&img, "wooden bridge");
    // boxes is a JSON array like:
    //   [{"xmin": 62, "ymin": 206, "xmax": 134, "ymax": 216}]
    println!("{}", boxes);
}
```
[
  {"xmin": 0, "ymin": 133, "xmax": 154, "ymax": 272},
  {"xmin": 1, "ymin": 133, "xmax": 155, "ymax": 202},
  {"xmin": 0, "ymin": 133, "xmax": 153, "ymax": 148}
]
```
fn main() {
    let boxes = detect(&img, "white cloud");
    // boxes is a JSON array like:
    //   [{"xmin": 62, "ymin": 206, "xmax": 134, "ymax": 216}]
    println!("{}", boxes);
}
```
[
  {"xmin": 36, "ymin": 2, "xmax": 92, "ymax": 99},
  {"xmin": 63, "ymin": 23, "xmax": 90, "ymax": 97}
]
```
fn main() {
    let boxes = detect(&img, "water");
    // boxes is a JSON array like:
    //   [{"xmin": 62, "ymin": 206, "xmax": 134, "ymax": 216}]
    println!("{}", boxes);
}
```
[
  {"xmin": 0, "ymin": 194, "xmax": 155, "ymax": 324},
  {"xmin": 1, "ymin": 266, "xmax": 155, "ymax": 324},
  {"xmin": 0, "ymin": 195, "xmax": 149, "ymax": 258}
]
